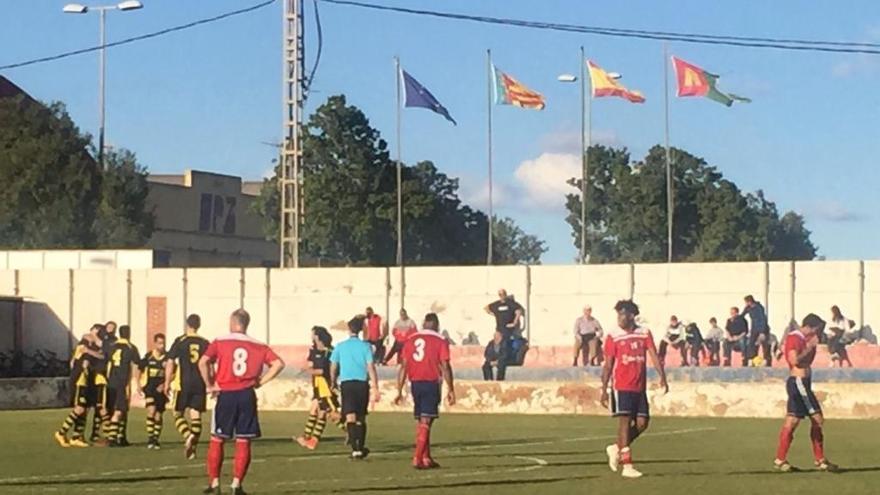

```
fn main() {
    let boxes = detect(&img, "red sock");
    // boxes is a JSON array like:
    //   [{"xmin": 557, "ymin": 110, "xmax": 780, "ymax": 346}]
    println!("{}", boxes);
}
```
[
  {"xmin": 233, "ymin": 439, "xmax": 251, "ymax": 482},
  {"xmin": 776, "ymin": 425, "xmax": 794, "ymax": 461},
  {"xmin": 620, "ymin": 447, "xmax": 632, "ymax": 465},
  {"xmin": 206, "ymin": 437, "xmax": 224, "ymax": 483},
  {"xmin": 414, "ymin": 423, "xmax": 429, "ymax": 464},
  {"xmin": 423, "ymin": 425, "xmax": 432, "ymax": 461},
  {"xmin": 810, "ymin": 423, "xmax": 825, "ymax": 462}
]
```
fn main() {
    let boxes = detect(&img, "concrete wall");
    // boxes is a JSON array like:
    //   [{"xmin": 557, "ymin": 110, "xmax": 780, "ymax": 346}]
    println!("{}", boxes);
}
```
[
  {"xmin": 4, "ymin": 261, "xmax": 879, "ymax": 355},
  {"xmin": 0, "ymin": 250, "xmax": 153, "ymax": 270}
]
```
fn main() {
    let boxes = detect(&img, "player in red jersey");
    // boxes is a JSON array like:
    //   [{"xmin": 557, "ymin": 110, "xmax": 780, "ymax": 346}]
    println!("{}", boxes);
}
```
[
  {"xmin": 393, "ymin": 313, "xmax": 456, "ymax": 469},
  {"xmin": 600, "ymin": 300, "xmax": 668, "ymax": 479},
  {"xmin": 198, "ymin": 309, "xmax": 285, "ymax": 495},
  {"xmin": 774, "ymin": 313, "xmax": 840, "ymax": 473}
]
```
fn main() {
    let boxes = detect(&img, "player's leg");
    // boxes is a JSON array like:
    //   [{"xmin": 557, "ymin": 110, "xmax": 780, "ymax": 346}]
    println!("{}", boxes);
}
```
[
  {"xmin": 417, "ymin": 382, "xmax": 442, "ymax": 468},
  {"xmin": 296, "ymin": 399, "xmax": 320, "ymax": 446},
  {"xmin": 482, "ymin": 360, "xmax": 494, "ymax": 380},
  {"xmin": 775, "ymin": 377, "xmax": 804, "ymax": 471},
  {"xmin": 587, "ymin": 336, "xmax": 599, "ymax": 366},
  {"xmin": 190, "ymin": 400, "xmax": 205, "ymax": 444},
  {"xmin": 173, "ymin": 391, "xmax": 192, "ymax": 441},
  {"xmin": 205, "ymin": 391, "xmax": 230, "ymax": 493},
  {"xmin": 605, "ymin": 390, "xmax": 627, "ymax": 473},
  {"xmin": 145, "ymin": 403, "xmax": 157, "ymax": 448},
  {"xmin": 231, "ymin": 389, "xmax": 261, "ymax": 493}
]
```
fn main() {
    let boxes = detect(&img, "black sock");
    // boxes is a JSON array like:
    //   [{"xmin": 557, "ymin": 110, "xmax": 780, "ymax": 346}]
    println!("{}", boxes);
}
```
[
  {"xmin": 146, "ymin": 417, "xmax": 156, "ymax": 441},
  {"xmin": 174, "ymin": 413, "xmax": 191, "ymax": 439},
  {"xmin": 347, "ymin": 422, "xmax": 360, "ymax": 451},
  {"xmin": 73, "ymin": 414, "xmax": 87, "ymax": 439},
  {"xmin": 91, "ymin": 412, "xmax": 103, "ymax": 440},
  {"xmin": 155, "ymin": 415, "xmax": 163, "ymax": 441},
  {"xmin": 191, "ymin": 417, "xmax": 202, "ymax": 442},
  {"xmin": 313, "ymin": 417, "xmax": 327, "ymax": 441},
  {"xmin": 303, "ymin": 413, "xmax": 318, "ymax": 437},
  {"xmin": 360, "ymin": 421, "xmax": 367, "ymax": 448},
  {"xmin": 58, "ymin": 411, "xmax": 80, "ymax": 435}
]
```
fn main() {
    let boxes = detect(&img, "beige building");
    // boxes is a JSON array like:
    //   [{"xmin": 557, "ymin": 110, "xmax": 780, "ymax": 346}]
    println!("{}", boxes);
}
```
[{"xmin": 147, "ymin": 170, "xmax": 277, "ymax": 267}]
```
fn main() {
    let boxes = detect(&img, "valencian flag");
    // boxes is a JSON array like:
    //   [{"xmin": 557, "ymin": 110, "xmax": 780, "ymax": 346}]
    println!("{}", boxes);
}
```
[
  {"xmin": 492, "ymin": 66, "xmax": 545, "ymax": 110},
  {"xmin": 672, "ymin": 56, "xmax": 751, "ymax": 107},
  {"xmin": 401, "ymin": 69, "xmax": 456, "ymax": 125},
  {"xmin": 587, "ymin": 60, "xmax": 645, "ymax": 103}
]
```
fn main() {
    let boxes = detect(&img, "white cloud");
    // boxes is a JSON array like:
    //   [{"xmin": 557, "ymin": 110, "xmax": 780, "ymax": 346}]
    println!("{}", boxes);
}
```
[
  {"xmin": 539, "ymin": 129, "xmax": 621, "ymax": 155},
  {"xmin": 513, "ymin": 152, "xmax": 580, "ymax": 211},
  {"xmin": 460, "ymin": 179, "xmax": 511, "ymax": 212},
  {"xmin": 806, "ymin": 201, "xmax": 866, "ymax": 223}
]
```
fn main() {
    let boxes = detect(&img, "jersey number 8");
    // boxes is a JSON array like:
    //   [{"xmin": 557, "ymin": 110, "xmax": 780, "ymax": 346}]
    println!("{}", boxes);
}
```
[
  {"xmin": 412, "ymin": 338, "xmax": 426, "ymax": 362},
  {"xmin": 232, "ymin": 348, "xmax": 249, "ymax": 377}
]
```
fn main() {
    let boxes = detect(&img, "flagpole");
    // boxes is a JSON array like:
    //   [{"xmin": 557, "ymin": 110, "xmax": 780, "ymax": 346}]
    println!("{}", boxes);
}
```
[
  {"xmin": 664, "ymin": 43, "xmax": 673, "ymax": 263},
  {"xmin": 580, "ymin": 46, "xmax": 590, "ymax": 265},
  {"xmin": 395, "ymin": 56, "xmax": 405, "ymax": 308},
  {"xmin": 486, "ymin": 48, "xmax": 494, "ymax": 266}
]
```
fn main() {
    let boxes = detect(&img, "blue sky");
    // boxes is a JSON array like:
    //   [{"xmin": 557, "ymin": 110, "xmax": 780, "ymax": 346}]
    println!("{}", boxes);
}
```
[{"xmin": 2, "ymin": 0, "xmax": 878, "ymax": 263}]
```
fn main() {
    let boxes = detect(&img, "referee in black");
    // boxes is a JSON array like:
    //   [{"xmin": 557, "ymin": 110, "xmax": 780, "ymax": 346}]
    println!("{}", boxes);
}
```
[{"xmin": 330, "ymin": 315, "xmax": 380, "ymax": 460}]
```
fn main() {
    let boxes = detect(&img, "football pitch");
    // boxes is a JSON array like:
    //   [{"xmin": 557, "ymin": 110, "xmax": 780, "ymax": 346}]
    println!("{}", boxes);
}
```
[{"xmin": 0, "ymin": 410, "xmax": 876, "ymax": 494}]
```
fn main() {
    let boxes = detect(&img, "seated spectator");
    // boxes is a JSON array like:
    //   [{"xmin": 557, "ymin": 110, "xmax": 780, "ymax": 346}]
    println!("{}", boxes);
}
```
[
  {"xmin": 482, "ymin": 331, "xmax": 509, "ymax": 381},
  {"xmin": 461, "ymin": 332, "xmax": 481, "ymax": 346},
  {"xmin": 684, "ymin": 322, "xmax": 704, "ymax": 367},
  {"xmin": 383, "ymin": 309, "xmax": 417, "ymax": 365},
  {"xmin": 572, "ymin": 305, "xmax": 603, "ymax": 367},
  {"xmin": 723, "ymin": 307, "xmax": 749, "ymax": 367},
  {"xmin": 828, "ymin": 305, "xmax": 854, "ymax": 368},
  {"xmin": 703, "ymin": 317, "xmax": 724, "ymax": 366},
  {"xmin": 658, "ymin": 315, "xmax": 687, "ymax": 366}
]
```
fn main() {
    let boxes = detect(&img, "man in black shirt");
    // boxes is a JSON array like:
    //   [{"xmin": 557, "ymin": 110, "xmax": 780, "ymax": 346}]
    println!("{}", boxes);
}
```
[
  {"xmin": 723, "ymin": 307, "xmax": 749, "ymax": 367},
  {"xmin": 105, "ymin": 325, "xmax": 140, "ymax": 446},
  {"xmin": 484, "ymin": 289, "xmax": 523, "ymax": 343},
  {"xmin": 139, "ymin": 333, "xmax": 168, "ymax": 449},
  {"xmin": 54, "ymin": 326, "xmax": 104, "ymax": 448},
  {"xmin": 296, "ymin": 326, "xmax": 344, "ymax": 451},
  {"xmin": 164, "ymin": 314, "xmax": 209, "ymax": 459}
]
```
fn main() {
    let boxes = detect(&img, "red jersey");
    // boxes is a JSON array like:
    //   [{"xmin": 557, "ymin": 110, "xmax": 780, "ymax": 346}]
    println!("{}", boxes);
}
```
[
  {"xmin": 365, "ymin": 315, "xmax": 383, "ymax": 341},
  {"xmin": 203, "ymin": 333, "xmax": 280, "ymax": 392},
  {"xmin": 392, "ymin": 319, "xmax": 418, "ymax": 343},
  {"xmin": 603, "ymin": 326, "xmax": 657, "ymax": 392},
  {"xmin": 784, "ymin": 330, "xmax": 816, "ymax": 369},
  {"xmin": 402, "ymin": 330, "xmax": 450, "ymax": 382}
]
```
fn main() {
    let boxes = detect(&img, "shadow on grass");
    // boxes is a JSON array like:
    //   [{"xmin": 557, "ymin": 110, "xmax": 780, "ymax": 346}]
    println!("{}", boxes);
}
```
[
  {"xmin": 721, "ymin": 465, "xmax": 880, "ymax": 476},
  {"xmin": 0, "ymin": 475, "xmax": 187, "ymax": 488},
  {"xmin": 291, "ymin": 475, "xmax": 595, "ymax": 494}
]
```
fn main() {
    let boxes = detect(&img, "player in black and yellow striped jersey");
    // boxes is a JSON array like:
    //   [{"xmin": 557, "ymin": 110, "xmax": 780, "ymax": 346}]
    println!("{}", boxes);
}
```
[
  {"xmin": 164, "ymin": 314, "xmax": 209, "ymax": 459},
  {"xmin": 295, "ymin": 326, "xmax": 345, "ymax": 451},
  {"xmin": 104, "ymin": 325, "xmax": 141, "ymax": 447},
  {"xmin": 139, "ymin": 333, "xmax": 168, "ymax": 449},
  {"xmin": 54, "ymin": 325, "xmax": 105, "ymax": 448}
]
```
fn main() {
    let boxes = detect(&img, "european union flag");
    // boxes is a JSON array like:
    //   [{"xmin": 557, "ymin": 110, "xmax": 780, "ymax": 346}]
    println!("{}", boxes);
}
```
[{"xmin": 401, "ymin": 69, "xmax": 456, "ymax": 125}]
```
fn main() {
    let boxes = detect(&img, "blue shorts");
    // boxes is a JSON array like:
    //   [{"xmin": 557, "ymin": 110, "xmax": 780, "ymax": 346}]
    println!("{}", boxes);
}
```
[
  {"xmin": 610, "ymin": 390, "xmax": 649, "ymax": 418},
  {"xmin": 786, "ymin": 376, "xmax": 822, "ymax": 419},
  {"xmin": 212, "ymin": 388, "xmax": 260, "ymax": 439},
  {"xmin": 411, "ymin": 381, "xmax": 441, "ymax": 419}
]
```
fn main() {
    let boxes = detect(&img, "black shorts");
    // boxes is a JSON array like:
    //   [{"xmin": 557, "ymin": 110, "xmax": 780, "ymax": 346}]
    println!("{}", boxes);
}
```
[
  {"xmin": 70, "ymin": 383, "xmax": 90, "ymax": 408},
  {"xmin": 174, "ymin": 389, "xmax": 207, "ymax": 413},
  {"xmin": 90, "ymin": 384, "xmax": 108, "ymax": 409},
  {"xmin": 212, "ymin": 388, "xmax": 260, "ymax": 440},
  {"xmin": 578, "ymin": 333, "xmax": 596, "ymax": 346},
  {"xmin": 610, "ymin": 390, "xmax": 649, "ymax": 418},
  {"xmin": 411, "ymin": 381, "xmax": 441, "ymax": 419},
  {"xmin": 313, "ymin": 387, "xmax": 341, "ymax": 413},
  {"xmin": 341, "ymin": 381, "xmax": 369, "ymax": 418},
  {"xmin": 786, "ymin": 376, "xmax": 822, "ymax": 419},
  {"xmin": 144, "ymin": 389, "xmax": 168, "ymax": 413},
  {"xmin": 106, "ymin": 385, "xmax": 130, "ymax": 414}
]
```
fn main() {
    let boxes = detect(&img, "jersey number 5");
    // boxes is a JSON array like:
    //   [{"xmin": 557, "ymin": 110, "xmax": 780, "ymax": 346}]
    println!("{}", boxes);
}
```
[
  {"xmin": 232, "ymin": 348, "xmax": 249, "ymax": 377},
  {"xmin": 189, "ymin": 344, "xmax": 201, "ymax": 364},
  {"xmin": 412, "ymin": 338, "xmax": 426, "ymax": 362}
]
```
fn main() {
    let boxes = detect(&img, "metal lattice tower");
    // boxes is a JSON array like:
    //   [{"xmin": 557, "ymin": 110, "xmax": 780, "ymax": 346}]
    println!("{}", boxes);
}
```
[{"xmin": 280, "ymin": 0, "xmax": 304, "ymax": 268}]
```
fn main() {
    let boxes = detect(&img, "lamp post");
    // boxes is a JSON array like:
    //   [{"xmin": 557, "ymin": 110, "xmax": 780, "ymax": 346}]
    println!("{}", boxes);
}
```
[{"xmin": 63, "ymin": 1, "xmax": 144, "ymax": 169}]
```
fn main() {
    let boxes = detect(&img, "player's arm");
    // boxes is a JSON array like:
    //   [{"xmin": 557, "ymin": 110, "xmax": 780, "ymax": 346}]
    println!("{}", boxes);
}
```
[
  {"xmin": 646, "ymin": 341, "xmax": 669, "ymax": 394},
  {"xmin": 163, "ymin": 344, "xmax": 178, "ymax": 396},
  {"xmin": 367, "ymin": 361, "xmax": 380, "ymax": 403},
  {"xmin": 787, "ymin": 338, "xmax": 818, "ymax": 367},
  {"xmin": 599, "ymin": 355, "xmax": 614, "ymax": 408},
  {"xmin": 197, "ymin": 354, "xmax": 216, "ymax": 393},
  {"xmin": 257, "ymin": 355, "xmax": 285, "ymax": 388},
  {"xmin": 511, "ymin": 305, "xmax": 523, "ymax": 328},
  {"xmin": 441, "ymin": 359, "xmax": 456, "ymax": 406},
  {"xmin": 393, "ymin": 359, "xmax": 408, "ymax": 405}
]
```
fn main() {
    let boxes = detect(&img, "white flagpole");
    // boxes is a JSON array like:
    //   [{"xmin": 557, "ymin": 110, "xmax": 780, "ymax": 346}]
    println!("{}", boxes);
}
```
[
  {"xmin": 581, "ymin": 46, "xmax": 591, "ymax": 265},
  {"xmin": 664, "ymin": 44, "xmax": 673, "ymax": 263},
  {"xmin": 487, "ymin": 49, "xmax": 494, "ymax": 265},
  {"xmin": 395, "ymin": 56, "xmax": 405, "ymax": 308}
]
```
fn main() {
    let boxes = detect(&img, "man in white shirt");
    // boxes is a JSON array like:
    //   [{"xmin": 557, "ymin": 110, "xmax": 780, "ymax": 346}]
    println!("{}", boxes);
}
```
[
  {"xmin": 703, "ymin": 317, "xmax": 724, "ymax": 366},
  {"xmin": 658, "ymin": 315, "xmax": 688, "ymax": 366},
  {"xmin": 573, "ymin": 306, "xmax": 604, "ymax": 367}
]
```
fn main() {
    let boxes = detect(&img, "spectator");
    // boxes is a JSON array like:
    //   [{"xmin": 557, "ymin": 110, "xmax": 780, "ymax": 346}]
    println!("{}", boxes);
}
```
[
  {"xmin": 441, "ymin": 330, "xmax": 457, "ymax": 346},
  {"xmin": 743, "ymin": 295, "xmax": 771, "ymax": 366},
  {"xmin": 482, "ymin": 331, "xmax": 509, "ymax": 381},
  {"xmin": 461, "ymin": 332, "xmax": 481, "ymax": 346},
  {"xmin": 723, "ymin": 307, "xmax": 749, "ymax": 366},
  {"xmin": 658, "ymin": 315, "xmax": 687, "ymax": 366},
  {"xmin": 572, "ymin": 305, "xmax": 604, "ymax": 367},
  {"xmin": 828, "ymin": 305, "xmax": 854, "ymax": 368},
  {"xmin": 684, "ymin": 322, "xmax": 704, "ymax": 367},
  {"xmin": 703, "ymin": 317, "xmax": 724, "ymax": 366},
  {"xmin": 484, "ymin": 289, "xmax": 524, "ymax": 347},
  {"xmin": 382, "ymin": 309, "xmax": 417, "ymax": 365},
  {"xmin": 363, "ymin": 307, "xmax": 387, "ymax": 363}
]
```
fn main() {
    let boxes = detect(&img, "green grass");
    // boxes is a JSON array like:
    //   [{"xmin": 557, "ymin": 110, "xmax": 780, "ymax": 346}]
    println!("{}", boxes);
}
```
[{"xmin": 0, "ymin": 410, "xmax": 876, "ymax": 494}]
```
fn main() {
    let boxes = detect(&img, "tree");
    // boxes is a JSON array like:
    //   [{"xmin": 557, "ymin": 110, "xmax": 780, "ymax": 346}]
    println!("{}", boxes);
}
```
[
  {"xmin": 565, "ymin": 145, "xmax": 816, "ymax": 262},
  {"xmin": 492, "ymin": 216, "xmax": 547, "ymax": 265},
  {"xmin": 251, "ymin": 95, "xmax": 546, "ymax": 265},
  {"xmin": 0, "ymin": 95, "xmax": 154, "ymax": 249}
]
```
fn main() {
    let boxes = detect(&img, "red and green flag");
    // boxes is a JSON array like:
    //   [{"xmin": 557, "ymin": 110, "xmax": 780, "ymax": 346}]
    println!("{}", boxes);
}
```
[{"xmin": 672, "ymin": 56, "xmax": 751, "ymax": 107}]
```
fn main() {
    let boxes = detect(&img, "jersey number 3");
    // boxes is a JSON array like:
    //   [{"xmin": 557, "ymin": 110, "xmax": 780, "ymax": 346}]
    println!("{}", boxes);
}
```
[
  {"xmin": 412, "ymin": 338, "xmax": 426, "ymax": 362},
  {"xmin": 232, "ymin": 348, "xmax": 249, "ymax": 377}
]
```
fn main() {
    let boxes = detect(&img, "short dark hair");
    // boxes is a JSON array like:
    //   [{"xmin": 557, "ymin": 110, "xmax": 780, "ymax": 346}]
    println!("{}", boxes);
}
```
[
  {"xmin": 802, "ymin": 313, "xmax": 826, "ymax": 332},
  {"xmin": 744, "ymin": 295, "xmax": 755, "ymax": 304},
  {"xmin": 710, "ymin": 317, "xmax": 717, "ymax": 324},
  {"xmin": 119, "ymin": 325, "xmax": 131, "ymax": 339},
  {"xmin": 424, "ymin": 312, "xmax": 440, "ymax": 328},
  {"xmin": 232, "ymin": 309, "xmax": 251, "ymax": 329},
  {"xmin": 186, "ymin": 314, "xmax": 201, "ymax": 330},
  {"xmin": 154, "ymin": 333, "xmax": 165, "ymax": 342},
  {"xmin": 348, "ymin": 316, "xmax": 365, "ymax": 334},
  {"xmin": 312, "ymin": 326, "xmax": 333, "ymax": 348},
  {"xmin": 105, "ymin": 321, "xmax": 117, "ymax": 330},
  {"xmin": 614, "ymin": 299, "xmax": 640, "ymax": 316}
]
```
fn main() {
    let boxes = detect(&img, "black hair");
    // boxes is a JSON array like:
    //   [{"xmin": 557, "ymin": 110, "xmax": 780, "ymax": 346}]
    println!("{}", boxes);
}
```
[
  {"xmin": 744, "ymin": 295, "xmax": 755, "ymax": 304},
  {"xmin": 119, "ymin": 325, "xmax": 131, "ymax": 339},
  {"xmin": 614, "ymin": 299, "xmax": 640, "ymax": 316},
  {"xmin": 348, "ymin": 316, "xmax": 365, "ymax": 334},
  {"xmin": 154, "ymin": 333, "xmax": 166, "ymax": 342},
  {"xmin": 802, "ymin": 313, "xmax": 826, "ymax": 332},
  {"xmin": 312, "ymin": 326, "xmax": 333, "ymax": 348},
  {"xmin": 831, "ymin": 305, "xmax": 842, "ymax": 319},
  {"xmin": 424, "ymin": 312, "xmax": 439, "ymax": 326},
  {"xmin": 91, "ymin": 323, "xmax": 108, "ymax": 340},
  {"xmin": 186, "ymin": 314, "xmax": 201, "ymax": 330},
  {"xmin": 105, "ymin": 321, "xmax": 117, "ymax": 331},
  {"xmin": 709, "ymin": 317, "xmax": 717, "ymax": 324},
  {"xmin": 232, "ymin": 309, "xmax": 251, "ymax": 329}
]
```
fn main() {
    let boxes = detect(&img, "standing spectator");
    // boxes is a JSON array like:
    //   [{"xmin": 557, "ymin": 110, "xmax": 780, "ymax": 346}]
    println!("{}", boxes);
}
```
[
  {"xmin": 723, "ymin": 307, "xmax": 749, "ymax": 366},
  {"xmin": 363, "ymin": 307, "xmax": 387, "ymax": 363},
  {"xmin": 383, "ymin": 309, "xmax": 418, "ymax": 365},
  {"xmin": 484, "ymin": 289, "xmax": 524, "ymax": 347},
  {"xmin": 658, "ymin": 316, "xmax": 687, "ymax": 366},
  {"xmin": 572, "ymin": 305, "xmax": 604, "ymax": 367},
  {"xmin": 828, "ymin": 305, "xmax": 854, "ymax": 368},
  {"xmin": 482, "ymin": 331, "xmax": 509, "ymax": 381},
  {"xmin": 743, "ymin": 295, "xmax": 771, "ymax": 365},
  {"xmin": 703, "ymin": 317, "xmax": 724, "ymax": 366},
  {"xmin": 684, "ymin": 322, "xmax": 704, "ymax": 367}
]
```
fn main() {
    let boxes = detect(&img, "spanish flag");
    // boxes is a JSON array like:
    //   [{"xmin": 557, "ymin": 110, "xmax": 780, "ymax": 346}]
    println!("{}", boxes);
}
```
[
  {"xmin": 492, "ymin": 66, "xmax": 545, "ymax": 110},
  {"xmin": 587, "ymin": 61, "xmax": 645, "ymax": 103}
]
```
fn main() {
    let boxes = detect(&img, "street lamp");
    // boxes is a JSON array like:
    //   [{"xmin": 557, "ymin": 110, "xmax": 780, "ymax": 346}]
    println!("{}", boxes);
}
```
[{"xmin": 63, "ymin": 1, "xmax": 144, "ymax": 169}]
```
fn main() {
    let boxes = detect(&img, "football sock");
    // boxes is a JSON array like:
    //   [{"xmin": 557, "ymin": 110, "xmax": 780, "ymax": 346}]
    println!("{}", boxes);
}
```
[
  {"xmin": 119, "ymin": 414, "xmax": 128, "ymax": 442},
  {"xmin": 100, "ymin": 413, "xmax": 111, "ymax": 439},
  {"xmin": 174, "ymin": 413, "xmax": 191, "ymax": 439},
  {"xmin": 347, "ymin": 422, "xmax": 361, "ymax": 451},
  {"xmin": 303, "ymin": 413, "xmax": 318, "ymax": 437},
  {"xmin": 776, "ymin": 425, "xmax": 795, "ymax": 461},
  {"xmin": 233, "ymin": 439, "xmax": 251, "ymax": 483},
  {"xmin": 91, "ymin": 412, "xmax": 103, "ymax": 440},
  {"xmin": 206, "ymin": 437, "xmax": 224, "ymax": 484},
  {"xmin": 810, "ymin": 422, "xmax": 825, "ymax": 462},
  {"xmin": 313, "ymin": 417, "xmax": 327, "ymax": 441},
  {"xmin": 155, "ymin": 415, "xmax": 164, "ymax": 440},
  {"xmin": 414, "ymin": 423, "xmax": 429, "ymax": 462},
  {"xmin": 191, "ymin": 417, "xmax": 202, "ymax": 442},
  {"xmin": 360, "ymin": 421, "xmax": 367, "ymax": 449},
  {"xmin": 620, "ymin": 447, "xmax": 633, "ymax": 465},
  {"xmin": 73, "ymin": 414, "xmax": 87, "ymax": 439},
  {"xmin": 58, "ymin": 411, "xmax": 80, "ymax": 435},
  {"xmin": 424, "ymin": 424, "xmax": 432, "ymax": 460},
  {"xmin": 146, "ymin": 417, "xmax": 156, "ymax": 440},
  {"xmin": 107, "ymin": 420, "xmax": 120, "ymax": 443}
]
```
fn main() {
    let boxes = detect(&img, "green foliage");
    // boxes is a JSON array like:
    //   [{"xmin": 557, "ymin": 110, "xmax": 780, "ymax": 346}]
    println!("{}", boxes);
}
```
[
  {"xmin": 251, "ymin": 95, "xmax": 546, "ymax": 266},
  {"xmin": 93, "ymin": 149, "xmax": 154, "ymax": 247},
  {"xmin": 565, "ymin": 145, "xmax": 816, "ymax": 262}
]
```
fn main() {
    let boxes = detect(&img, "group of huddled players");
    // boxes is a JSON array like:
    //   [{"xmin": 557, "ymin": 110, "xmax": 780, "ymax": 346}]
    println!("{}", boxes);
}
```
[{"xmin": 51, "ymin": 299, "xmax": 840, "ymax": 493}]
